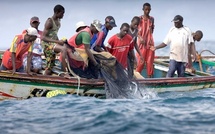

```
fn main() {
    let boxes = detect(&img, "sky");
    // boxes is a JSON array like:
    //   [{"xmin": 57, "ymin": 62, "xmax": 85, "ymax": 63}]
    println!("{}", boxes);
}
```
[{"xmin": 1, "ymin": 0, "xmax": 215, "ymax": 53}]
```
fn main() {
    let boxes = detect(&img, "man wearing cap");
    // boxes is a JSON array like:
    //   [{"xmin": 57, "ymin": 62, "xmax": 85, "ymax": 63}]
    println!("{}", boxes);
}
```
[
  {"xmin": 151, "ymin": 15, "xmax": 194, "ymax": 77},
  {"xmin": 22, "ymin": 16, "xmax": 43, "ymax": 74},
  {"xmin": 106, "ymin": 23, "xmax": 134, "ymax": 69},
  {"xmin": 65, "ymin": 19, "xmax": 102, "ymax": 78},
  {"xmin": 41, "ymin": 4, "xmax": 68, "ymax": 76},
  {"xmin": 90, "ymin": 16, "xmax": 117, "ymax": 52},
  {"xmin": 0, "ymin": 27, "xmax": 39, "ymax": 75},
  {"xmin": 136, "ymin": 3, "xmax": 155, "ymax": 78}
]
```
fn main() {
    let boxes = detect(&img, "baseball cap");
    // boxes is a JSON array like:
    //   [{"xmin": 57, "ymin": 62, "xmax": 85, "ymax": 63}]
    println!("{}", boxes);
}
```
[
  {"xmin": 26, "ymin": 27, "xmax": 39, "ymax": 37},
  {"xmin": 30, "ymin": 16, "xmax": 40, "ymax": 23},
  {"xmin": 172, "ymin": 15, "xmax": 183, "ymax": 22},
  {"xmin": 105, "ymin": 16, "xmax": 117, "ymax": 27},
  {"xmin": 91, "ymin": 19, "xmax": 102, "ymax": 32},
  {"xmin": 75, "ymin": 21, "xmax": 87, "ymax": 32}
]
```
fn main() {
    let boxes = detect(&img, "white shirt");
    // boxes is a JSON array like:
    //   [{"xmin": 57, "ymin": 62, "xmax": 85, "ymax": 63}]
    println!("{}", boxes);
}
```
[
  {"xmin": 163, "ymin": 26, "xmax": 194, "ymax": 63},
  {"xmin": 32, "ymin": 38, "xmax": 43, "ymax": 55}
]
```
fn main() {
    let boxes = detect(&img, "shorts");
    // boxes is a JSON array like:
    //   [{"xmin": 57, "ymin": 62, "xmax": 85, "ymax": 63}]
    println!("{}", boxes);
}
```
[
  {"xmin": 23, "ymin": 55, "xmax": 42, "ymax": 70},
  {"xmin": 43, "ymin": 42, "xmax": 57, "ymax": 70}
]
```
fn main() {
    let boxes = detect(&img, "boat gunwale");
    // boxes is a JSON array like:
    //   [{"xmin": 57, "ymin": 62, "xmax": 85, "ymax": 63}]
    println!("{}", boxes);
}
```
[{"xmin": 0, "ymin": 71, "xmax": 105, "ymax": 86}]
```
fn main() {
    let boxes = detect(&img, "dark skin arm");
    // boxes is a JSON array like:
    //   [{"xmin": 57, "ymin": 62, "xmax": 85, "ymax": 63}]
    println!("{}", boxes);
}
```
[
  {"xmin": 26, "ymin": 51, "xmax": 34, "ymax": 76},
  {"xmin": 187, "ymin": 42, "xmax": 197, "ymax": 72},
  {"xmin": 94, "ymin": 46, "xmax": 104, "ymax": 52},
  {"xmin": 41, "ymin": 18, "xmax": 64, "ymax": 45},
  {"xmin": 11, "ymin": 52, "xmax": 16, "ymax": 75},
  {"xmin": 84, "ymin": 43, "xmax": 98, "ymax": 65},
  {"xmin": 150, "ymin": 42, "xmax": 167, "ymax": 51},
  {"xmin": 134, "ymin": 39, "xmax": 144, "ymax": 63},
  {"xmin": 93, "ymin": 31, "xmax": 105, "ymax": 52}
]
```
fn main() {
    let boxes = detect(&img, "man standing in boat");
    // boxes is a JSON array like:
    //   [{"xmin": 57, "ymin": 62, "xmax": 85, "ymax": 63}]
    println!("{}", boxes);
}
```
[
  {"xmin": 0, "ymin": 27, "xmax": 39, "ymax": 75},
  {"xmin": 90, "ymin": 16, "xmax": 117, "ymax": 52},
  {"xmin": 41, "ymin": 4, "xmax": 69, "ymax": 77},
  {"xmin": 150, "ymin": 15, "xmax": 194, "ymax": 77},
  {"xmin": 136, "ymin": 3, "xmax": 155, "ymax": 78}
]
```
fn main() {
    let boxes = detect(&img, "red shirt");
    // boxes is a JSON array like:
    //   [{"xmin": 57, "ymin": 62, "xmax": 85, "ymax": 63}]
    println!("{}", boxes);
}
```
[
  {"xmin": 137, "ymin": 16, "xmax": 154, "ymax": 49},
  {"xmin": 107, "ymin": 34, "xmax": 134, "ymax": 68},
  {"xmin": 2, "ymin": 34, "xmax": 33, "ymax": 69}
]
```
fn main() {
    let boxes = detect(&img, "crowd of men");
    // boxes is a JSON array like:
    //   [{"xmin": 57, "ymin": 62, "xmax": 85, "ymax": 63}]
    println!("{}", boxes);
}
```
[{"xmin": 0, "ymin": 3, "xmax": 203, "ymax": 79}]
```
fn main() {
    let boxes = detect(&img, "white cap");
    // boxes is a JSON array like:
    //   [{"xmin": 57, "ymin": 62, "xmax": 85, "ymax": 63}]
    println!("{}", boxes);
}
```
[
  {"xmin": 76, "ymin": 21, "xmax": 87, "ymax": 32},
  {"xmin": 26, "ymin": 27, "xmax": 39, "ymax": 37},
  {"xmin": 91, "ymin": 19, "xmax": 102, "ymax": 32}
]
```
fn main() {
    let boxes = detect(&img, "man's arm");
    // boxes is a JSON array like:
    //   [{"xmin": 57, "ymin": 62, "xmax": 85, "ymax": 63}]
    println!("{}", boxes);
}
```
[
  {"xmin": 9, "ymin": 36, "xmax": 18, "ymax": 74},
  {"xmin": 81, "ymin": 32, "xmax": 98, "ymax": 65},
  {"xmin": 94, "ymin": 31, "xmax": 105, "ymax": 52},
  {"xmin": 26, "ymin": 51, "xmax": 33, "ymax": 74},
  {"xmin": 84, "ymin": 44, "xmax": 98, "ymax": 65},
  {"xmin": 150, "ymin": 42, "xmax": 167, "ymax": 51},
  {"xmin": 187, "ymin": 42, "xmax": 197, "ymax": 68},
  {"xmin": 11, "ymin": 52, "xmax": 16, "ymax": 74}
]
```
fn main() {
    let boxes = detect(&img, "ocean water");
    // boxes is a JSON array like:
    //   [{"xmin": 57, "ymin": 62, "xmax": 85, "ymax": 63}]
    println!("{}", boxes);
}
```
[{"xmin": 1, "ymin": 88, "xmax": 215, "ymax": 134}]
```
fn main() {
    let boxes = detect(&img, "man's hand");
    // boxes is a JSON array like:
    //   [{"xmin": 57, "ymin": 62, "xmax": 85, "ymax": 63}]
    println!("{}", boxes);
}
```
[
  {"xmin": 27, "ymin": 71, "xmax": 36, "ymax": 76},
  {"xmin": 140, "ymin": 56, "xmax": 144, "ymax": 64},
  {"xmin": 11, "ymin": 68, "xmax": 16, "ymax": 75},
  {"xmin": 150, "ymin": 46, "xmax": 156, "ymax": 51},
  {"xmin": 58, "ymin": 40, "xmax": 65, "ymax": 46}
]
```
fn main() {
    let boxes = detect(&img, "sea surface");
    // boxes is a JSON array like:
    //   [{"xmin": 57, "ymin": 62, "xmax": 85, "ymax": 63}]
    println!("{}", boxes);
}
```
[
  {"xmin": 0, "ymin": 41, "xmax": 215, "ymax": 134},
  {"xmin": 0, "ymin": 88, "xmax": 215, "ymax": 134}
]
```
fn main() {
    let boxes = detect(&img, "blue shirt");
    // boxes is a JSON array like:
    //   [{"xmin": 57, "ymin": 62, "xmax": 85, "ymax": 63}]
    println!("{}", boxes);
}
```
[{"xmin": 90, "ymin": 25, "xmax": 109, "ymax": 50}]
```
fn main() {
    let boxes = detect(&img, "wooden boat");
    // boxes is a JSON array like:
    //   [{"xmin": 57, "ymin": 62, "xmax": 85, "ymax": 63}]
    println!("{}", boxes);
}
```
[{"xmin": 0, "ymin": 51, "xmax": 215, "ymax": 100}]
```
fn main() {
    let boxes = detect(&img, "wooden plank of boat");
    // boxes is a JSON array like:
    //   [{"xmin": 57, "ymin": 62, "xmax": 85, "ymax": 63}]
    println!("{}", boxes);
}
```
[
  {"xmin": 0, "ymin": 71, "xmax": 106, "ymax": 100},
  {"xmin": 137, "ymin": 76, "xmax": 215, "ymax": 92},
  {"xmin": 138, "ymin": 59, "xmax": 215, "ymax": 92}
]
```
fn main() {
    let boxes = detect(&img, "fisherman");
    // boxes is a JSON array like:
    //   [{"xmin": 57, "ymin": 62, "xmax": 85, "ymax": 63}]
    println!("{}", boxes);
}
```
[
  {"xmin": 106, "ymin": 23, "xmax": 134, "ymax": 69},
  {"xmin": 65, "ymin": 20, "xmax": 103, "ymax": 79},
  {"xmin": 41, "ymin": 4, "xmax": 69, "ymax": 77},
  {"xmin": 127, "ymin": 16, "xmax": 144, "ymax": 78},
  {"xmin": 0, "ymin": 27, "xmax": 39, "ymax": 75},
  {"xmin": 150, "ymin": 15, "xmax": 193, "ymax": 77},
  {"xmin": 187, "ymin": 30, "xmax": 203, "ymax": 73},
  {"xmin": 90, "ymin": 16, "xmax": 117, "ymax": 52},
  {"xmin": 136, "ymin": 2, "xmax": 155, "ymax": 78},
  {"xmin": 22, "ymin": 16, "xmax": 43, "ymax": 74}
]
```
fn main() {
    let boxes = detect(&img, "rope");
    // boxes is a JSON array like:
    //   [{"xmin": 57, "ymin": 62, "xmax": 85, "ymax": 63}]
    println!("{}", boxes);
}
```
[
  {"xmin": 197, "ymin": 54, "xmax": 203, "ymax": 72},
  {"xmin": 198, "ymin": 49, "xmax": 215, "ymax": 72},
  {"xmin": 65, "ymin": 56, "xmax": 81, "ymax": 96},
  {"xmin": 200, "ymin": 50, "xmax": 215, "ymax": 55}
]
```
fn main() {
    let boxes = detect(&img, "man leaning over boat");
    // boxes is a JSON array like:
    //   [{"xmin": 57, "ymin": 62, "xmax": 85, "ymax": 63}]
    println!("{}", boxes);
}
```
[
  {"xmin": 0, "ymin": 27, "xmax": 39, "ymax": 75},
  {"xmin": 59, "ymin": 20, "xmax": 103, "ymax": 79},
  {"xmin": 187, "ymin": 30, "xmax": 203, "ymax": 73}
]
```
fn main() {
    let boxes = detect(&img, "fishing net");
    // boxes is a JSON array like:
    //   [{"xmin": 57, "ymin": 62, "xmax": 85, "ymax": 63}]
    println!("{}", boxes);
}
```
[
  {"xmin": 62, "ymin": 42, "xmax": 145, "ymax": 99},
  {"xmin": 93, "ymin": 53, "xmax": 144, "ymax": 99}
]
